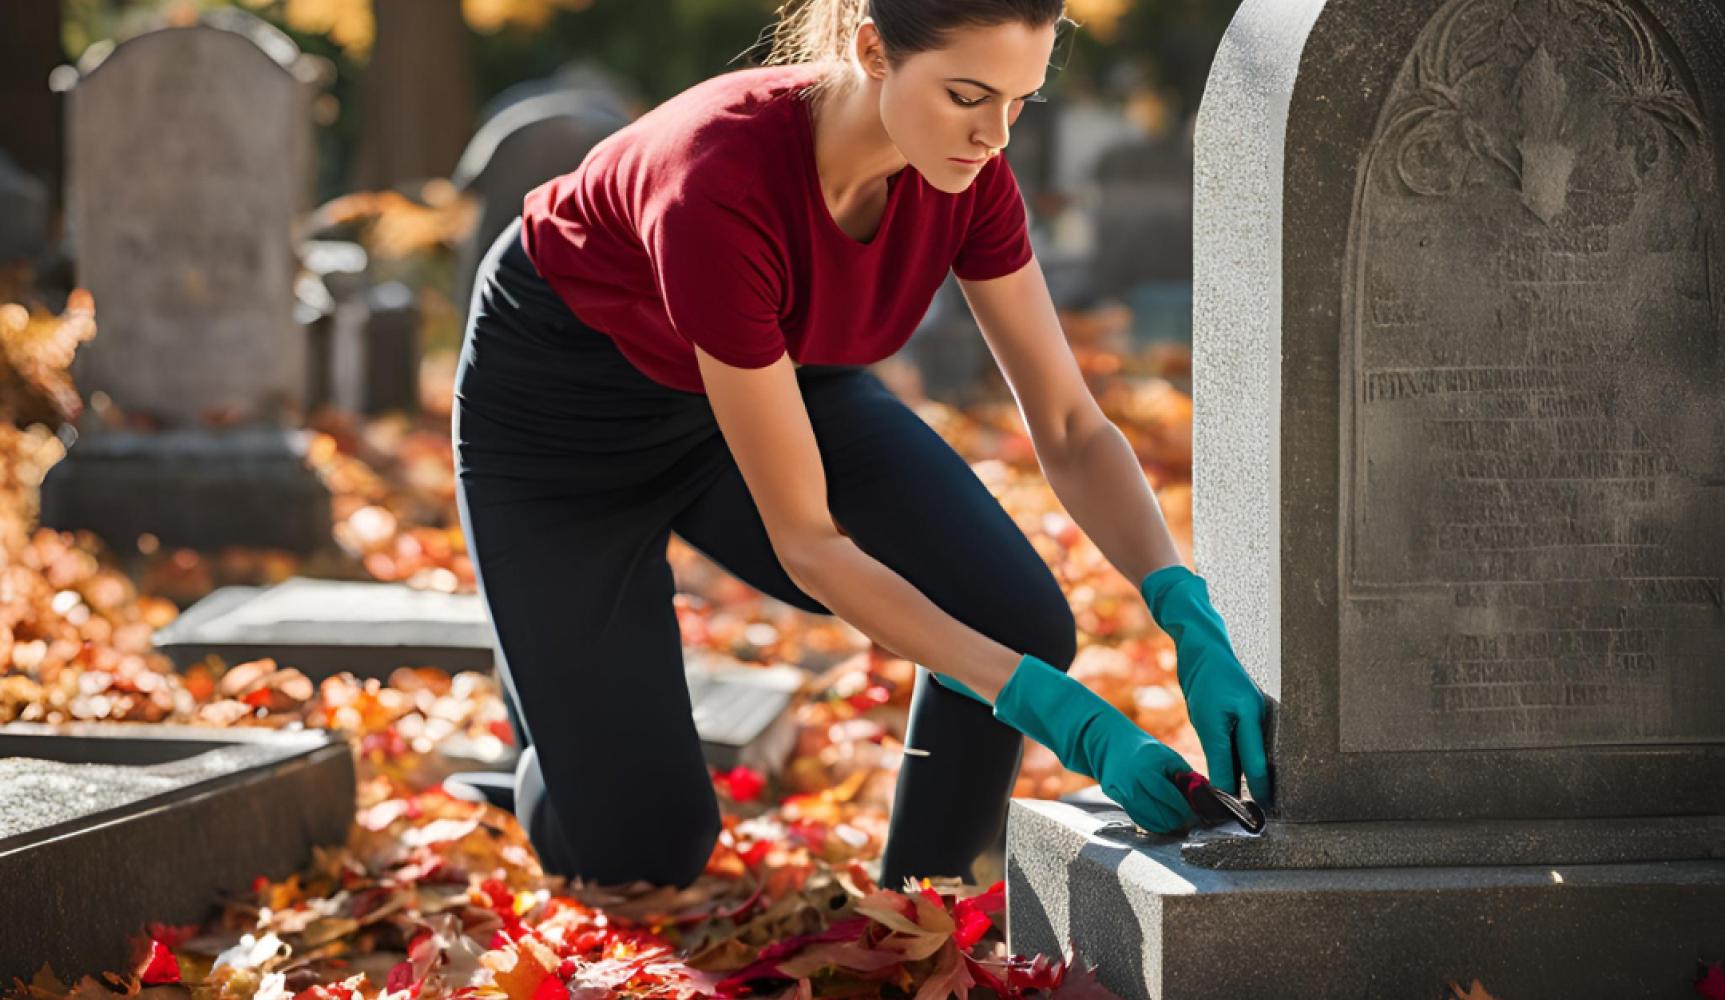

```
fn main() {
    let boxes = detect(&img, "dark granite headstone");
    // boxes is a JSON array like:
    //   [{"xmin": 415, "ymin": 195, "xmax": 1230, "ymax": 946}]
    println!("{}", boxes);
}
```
[
  {"xmin": 451, "ymin": 89, "xmax": 628, "ymax": 322},
  {"xmin": 0, "ymin": 149, "xmax": 50, "ymax": 262},
  {"xmin": 1007, "ymin": 1, "xmax": 1725, "ymax": 995},
  {"xmin": 39, "ymin": 427, "xmax": 333, "ymax": 555},
  {"xmin": 0, "ymin": 722, "xmax": 353, "ymax": 983},
  {"xmin": 1087, "ymin": 133, "xmax": 1193, "ymax": 301}
]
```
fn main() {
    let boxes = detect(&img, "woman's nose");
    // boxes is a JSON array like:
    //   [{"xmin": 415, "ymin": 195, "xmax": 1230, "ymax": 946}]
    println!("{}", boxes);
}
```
[{"xmin": 974, "ymin": 118, "xmax": 1009, "ymax": 154}]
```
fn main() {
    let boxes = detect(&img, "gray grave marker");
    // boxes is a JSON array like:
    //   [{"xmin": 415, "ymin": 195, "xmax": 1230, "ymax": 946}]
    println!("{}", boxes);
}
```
[
  {"xmin": 1006, "ymin": 1, "xmax": 1725, "ymax": 995},
  {"xmin": 65, "ymin": 23, "xmax": 308, "ymax": 426},
  {"xmin": 40, "ymin": 21, "xmax": 331, "ymax": 555}
]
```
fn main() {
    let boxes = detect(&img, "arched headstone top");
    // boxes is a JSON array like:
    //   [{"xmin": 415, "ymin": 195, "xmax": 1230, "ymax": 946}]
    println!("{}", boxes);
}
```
[{"xmin": 74, "ymin": 14, "xmax": 306, "ymax": 87}]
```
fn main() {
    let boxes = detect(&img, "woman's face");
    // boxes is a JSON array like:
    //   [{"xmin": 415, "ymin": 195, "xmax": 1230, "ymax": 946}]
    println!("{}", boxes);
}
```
[{"xmin": 869, "ymin": 19, "xmax": 1058, "ymax": 194}]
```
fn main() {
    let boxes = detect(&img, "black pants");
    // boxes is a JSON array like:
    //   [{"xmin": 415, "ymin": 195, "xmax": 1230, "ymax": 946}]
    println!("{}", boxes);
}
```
[{"xmin": 453, "ymin": 217, "xmax": 1077, "ymax": 890}]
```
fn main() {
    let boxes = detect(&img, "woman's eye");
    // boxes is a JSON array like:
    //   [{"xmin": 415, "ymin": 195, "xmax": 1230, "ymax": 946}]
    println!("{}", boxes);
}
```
[{"xmin": 947, "ymin": 90, "xmax": 985, "ymax": 108}]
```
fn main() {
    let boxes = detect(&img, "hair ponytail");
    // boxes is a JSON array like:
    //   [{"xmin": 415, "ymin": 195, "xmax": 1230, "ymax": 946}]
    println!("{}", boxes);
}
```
[
  {"xmin": 757, "ymin": 0, "xmax": 1070, "ymax": 101},
  {"xmin": 763, "ymin": 0, "xmax": 870, "ymax": 70}
]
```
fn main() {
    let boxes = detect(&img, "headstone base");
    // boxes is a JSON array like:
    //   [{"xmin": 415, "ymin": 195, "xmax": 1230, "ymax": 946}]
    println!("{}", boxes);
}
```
[
  {"xmin": 1178, "ymin": 813, "xmax": 1725, "ymax": 870},
  {"xmin": 1006, "ymin": 792, "xmax": 1725, "ymax": 1000},
  {"xmin": 38, "ymin": 427, "xmax": 332, "ymax": 555}
]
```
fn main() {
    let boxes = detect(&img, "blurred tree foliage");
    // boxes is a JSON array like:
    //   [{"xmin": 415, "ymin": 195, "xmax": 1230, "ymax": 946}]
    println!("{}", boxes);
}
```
[{"xmin": 60, "ymin": 0, "xmax": 1240, "ymax": 199}]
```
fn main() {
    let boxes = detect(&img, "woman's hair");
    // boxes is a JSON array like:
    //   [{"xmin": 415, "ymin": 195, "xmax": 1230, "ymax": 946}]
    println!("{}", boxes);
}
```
[{"xmin": 759, "ymin": 0, "xmax": 1070, "ymax": 100}]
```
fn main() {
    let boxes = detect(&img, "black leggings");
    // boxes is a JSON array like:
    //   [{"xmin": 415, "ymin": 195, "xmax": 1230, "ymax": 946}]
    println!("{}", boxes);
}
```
[{"xmin": 453, "ymin": 217, "xmax": 1077, "ymax": 890}]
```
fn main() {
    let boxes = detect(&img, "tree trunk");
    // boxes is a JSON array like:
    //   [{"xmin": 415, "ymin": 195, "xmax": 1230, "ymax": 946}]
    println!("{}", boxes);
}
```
[
  {"xmin": 352, "ymin": 0, "xmax": 476, "ymax": 191},
  {"xmin": 0, "ymin": 0, "xmax": 66, "ymax": 212}
]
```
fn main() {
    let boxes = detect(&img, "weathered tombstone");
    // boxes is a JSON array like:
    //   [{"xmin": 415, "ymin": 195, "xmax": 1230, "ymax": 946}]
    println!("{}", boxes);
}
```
[
  {"xmin": 0, "ymin": 723, "xmax": 353, "ymax": 983},
  {"xmin": 1091, "ymin": 133, "xmax": 1193, "ymax": 284},
  {"xmin": 64, "ymin": 22, "xmax": 307, "ymax": 425},
  {"xmin": 1007, "ymin": 1, "xmax": 1725, "ymax": 996},
  {"xmin": 39, "ymin": 21, "xmax": 332, "ymax": 555},
  {"xmin": 451, "ymin": 89, "xmax": 629, "ymax": 323}
]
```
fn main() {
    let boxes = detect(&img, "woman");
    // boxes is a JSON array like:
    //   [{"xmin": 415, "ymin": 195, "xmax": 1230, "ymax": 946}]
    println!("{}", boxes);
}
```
[{"xmin": 452, "ymin": 0, "xmax": 1273, "ymax": 893}]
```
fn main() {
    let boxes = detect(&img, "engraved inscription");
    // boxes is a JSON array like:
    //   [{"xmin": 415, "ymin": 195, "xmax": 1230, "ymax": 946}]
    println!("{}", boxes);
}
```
[{"xmin": 1340, "ymin": 0, "xmax": 1725, "ymax": 753}]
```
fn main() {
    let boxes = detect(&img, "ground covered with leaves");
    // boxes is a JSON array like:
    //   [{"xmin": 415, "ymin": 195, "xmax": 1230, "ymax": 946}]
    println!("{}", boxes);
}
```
[
  {"xmin": 0, "ymin": 267, "xmax": 1208, "ymax": 1000},
  {"xmin": 9, "ymin": 244, "xmax": 1699, "ymax": 998}
]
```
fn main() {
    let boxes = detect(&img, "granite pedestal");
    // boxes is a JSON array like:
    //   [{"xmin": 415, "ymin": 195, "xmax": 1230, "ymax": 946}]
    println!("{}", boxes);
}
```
[
  {"xmin": 38, "ymin": 427, "xmax": 333, "ymax": 556},
  {"xmin": 1007, "ymin": 790, "xmax": 1725, "ymax": 1000}
]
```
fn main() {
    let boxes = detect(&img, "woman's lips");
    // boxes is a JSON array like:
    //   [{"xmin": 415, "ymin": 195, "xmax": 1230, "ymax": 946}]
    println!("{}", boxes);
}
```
[{"xmin": 950, "ymin": 156, "xmax": 984, "ymax": 165}]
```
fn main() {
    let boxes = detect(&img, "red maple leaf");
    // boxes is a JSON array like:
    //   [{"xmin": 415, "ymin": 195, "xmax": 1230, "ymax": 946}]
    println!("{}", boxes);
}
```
[{"xmin": 136, "ymin": 940, "xmax": 180, "ymax": 986}]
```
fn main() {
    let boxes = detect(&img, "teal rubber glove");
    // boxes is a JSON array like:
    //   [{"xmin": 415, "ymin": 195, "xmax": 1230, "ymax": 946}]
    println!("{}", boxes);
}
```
[
  {"xmin": 932, "ymin": 655, "xmax": 1198, "ymax": 834},
  {"xmin": 1140, "ymin": 564, "xmax": 1273, "ymax": 806}
]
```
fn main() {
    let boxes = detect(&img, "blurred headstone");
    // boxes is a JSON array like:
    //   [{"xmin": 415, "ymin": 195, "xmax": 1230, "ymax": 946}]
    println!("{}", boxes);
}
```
[
  {"xmin": 41, "ymin": 22, "xmax": 331, "ymax": 555},
  {"xmin": 0, "ymin": 150, "xmax": 50, "ymax": 262},
  {"xmin": 0, "ymin": 723, "xmax": 352, "ymax": 983},
  {"xmin": 1086, "ymin": 130, "xmax": 1194, "ymax": 336},
  {"xmin": 478, "ymin": 61, "xmax": 635, "ymax": 129},
  {"xmin": 329, "ymin": 281, "xmax": 422, "ymax": 416},
  {"xmin": 1007, "ymin": 0, "xmax": 1725, "ymax": 997},
  {"xmin": 452, "ymin": 89, "xmax": 629, "ymax": 321},
  {"xmin": 0, "ymin": 0, "xmax": 66, "ymax": 218},
  {"xmin": 298, "ymin": 239, "xmax": 369, "ymax": 413},
  {"xmin": 40, "ymin": 427, "xmax": 332, "ymax": 553},
  {"xmin": 63, "ymin": 22, "xmax": 307, "ymax": 425}
]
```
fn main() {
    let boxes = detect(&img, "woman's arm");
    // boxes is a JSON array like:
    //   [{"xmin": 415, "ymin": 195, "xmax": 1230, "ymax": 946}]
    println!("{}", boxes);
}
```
[
  {"xmin": 694, "ymin": 345, "xmax": 1024, "ymax": 700},
  {"xmin": 957, "ymin": 260, "xmax": 1186, "ymax": 586}
]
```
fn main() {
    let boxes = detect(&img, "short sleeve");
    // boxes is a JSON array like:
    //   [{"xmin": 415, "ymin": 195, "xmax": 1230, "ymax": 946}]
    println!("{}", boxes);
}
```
[
  {"xmin": 951, "ymin": 154, "xmax": 1034, "ymax": 281},
  {"xmin": 643, "ymin": 186, "xmax": 788, "ymax": 369}
]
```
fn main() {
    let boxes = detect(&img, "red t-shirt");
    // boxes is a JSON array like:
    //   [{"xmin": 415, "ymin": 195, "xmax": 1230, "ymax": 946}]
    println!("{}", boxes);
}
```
[{"xmin": 519, "ymin": 64, "xmax": 1034, "ymax": 394}]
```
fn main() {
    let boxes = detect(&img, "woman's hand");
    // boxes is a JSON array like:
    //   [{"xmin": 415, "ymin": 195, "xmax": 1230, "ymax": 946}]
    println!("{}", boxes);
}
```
[{"xmin": 1140, "ymin": 565, "xmax": 1274, "ymax": 807}]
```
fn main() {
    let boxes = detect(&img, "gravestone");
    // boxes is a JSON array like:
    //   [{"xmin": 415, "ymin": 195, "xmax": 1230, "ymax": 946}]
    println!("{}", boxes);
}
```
[
  {"xmin": 1006, "ymin": 1, "xmax": 1725, "ymax": 996},
  {"xmin": 64, "ymin": 22, "xmax": 306, "ymax": 425},
  {"xmin": 451, "ymin": 89, "xmax": 629, "ymax": 323},
  {"xmin": 1086, "ymin": 131, "xmax": 1194, "ymax": 307},
  {"xmin": 152, "ymin": 577, "xmax": 499, "ymax": 679},
  {"xmin": 0, "ymin": 150, "xmax": 51, "ymax": 262},
  {"xmin": 40, "ymin": 21, "xmax": 332, "ymax": 555},
  {"xmin": 153, "ymin": 578, "xmax": 808, "ymax": 776},
  {"xmin": 327, "ymin": 281, "xmax": 422, "ymax": 417},
  {"xmin": 0, "ymin": 723, "xmax": 353, "ymax": 982}
]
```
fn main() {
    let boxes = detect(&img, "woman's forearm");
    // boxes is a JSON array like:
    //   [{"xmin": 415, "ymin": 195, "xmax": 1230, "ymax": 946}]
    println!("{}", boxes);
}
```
[
  {"xmin": 784, "ymin": 535, "xmax": 1023, "ymax": 701},
  {"xmin": 1038, "ymin": 415, "xmax": 1185, "ymax": 587}
]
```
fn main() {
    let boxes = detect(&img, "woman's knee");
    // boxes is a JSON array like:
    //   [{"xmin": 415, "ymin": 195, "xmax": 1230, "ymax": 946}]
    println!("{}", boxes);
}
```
[
  {"xmin": 513, "ymin": 746, "xmax": 721, "ymax": 889},
  {"xmin": 1018, "ymin": 594, "xmax": 1078, "ymax": 673}
]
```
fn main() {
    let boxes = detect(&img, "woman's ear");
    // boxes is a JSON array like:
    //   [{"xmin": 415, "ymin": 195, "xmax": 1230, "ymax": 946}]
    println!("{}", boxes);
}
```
[{"xmin": 853, "ymin": 18, "xmax": 889, "ymax": 80}]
